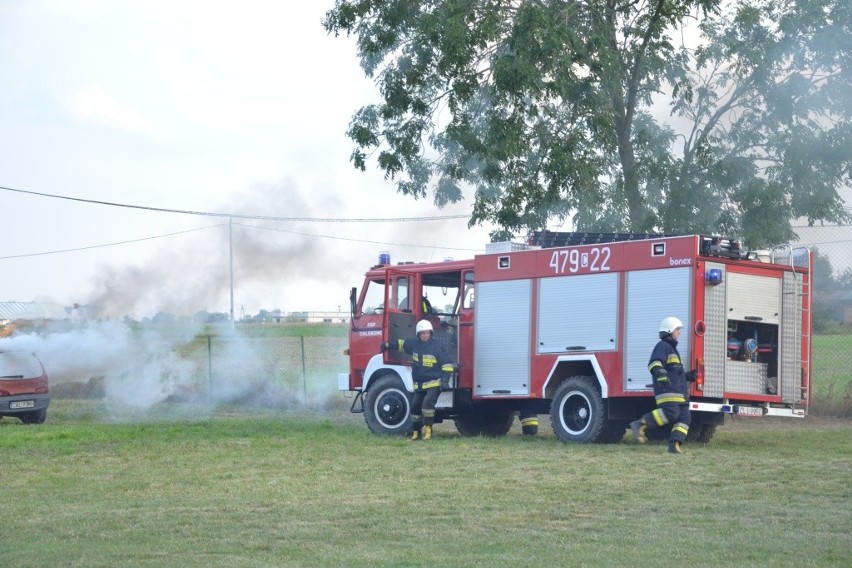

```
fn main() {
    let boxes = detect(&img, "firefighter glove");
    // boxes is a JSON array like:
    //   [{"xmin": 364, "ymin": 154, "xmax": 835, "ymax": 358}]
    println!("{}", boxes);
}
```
[
  {"xmin": 379, "ymin": 341, "xmax": 390, "ymax": 352},
  {"xmin": 686, "ymin": 370, "xmax": 698, "ymax": 382}
]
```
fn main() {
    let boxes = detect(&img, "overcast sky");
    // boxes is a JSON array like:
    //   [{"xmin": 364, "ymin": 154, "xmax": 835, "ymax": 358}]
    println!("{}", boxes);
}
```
[
  {"xmin": 2, "ymin": 1, "xmax": 848, "ymax": 320},
  {"xmin": 0, "ymin": 0, "xmax": 498, "ymax": 318}
]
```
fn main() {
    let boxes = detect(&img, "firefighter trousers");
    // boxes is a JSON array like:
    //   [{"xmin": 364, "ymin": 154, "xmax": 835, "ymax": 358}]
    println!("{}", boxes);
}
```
[
  {"xmin": 411, "ymin": 386, "xmax": 440, "ymax": 430},
  {"xmin": 641, "ymin": 402, "xmax": 691, "ymax": 443}
]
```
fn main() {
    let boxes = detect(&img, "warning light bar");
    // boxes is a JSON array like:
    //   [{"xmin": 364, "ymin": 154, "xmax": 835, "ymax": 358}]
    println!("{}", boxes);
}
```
[{"xmin": 699, "ymin": 236, "xmax": 745, "ymax": 259}]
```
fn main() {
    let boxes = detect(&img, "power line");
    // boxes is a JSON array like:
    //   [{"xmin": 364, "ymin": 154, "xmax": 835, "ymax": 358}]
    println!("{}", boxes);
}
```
[
  {"xmin": 0, "ymin": 184, "xmax": 470, "ymax": 223},
  {"xmin": 798, "ymin": 239, "xmax": 852, "ymax": 246},
  {"xmin": 792, "ymin": 223, "xmax": 852, "ymax": 228},
  {"xmin": 0, "ymin": 220, "xmax": 484, "ymax": 261},
  {"xmin": 0, "ymin": 224, "xmax": 226, "ymax": 260},
  {"xmin": 233, "ymin": 222, "xmax": 483, "ymax": 252}
]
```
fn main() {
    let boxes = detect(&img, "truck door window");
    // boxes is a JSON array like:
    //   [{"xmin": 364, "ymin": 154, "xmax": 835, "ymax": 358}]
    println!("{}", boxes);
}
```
[
  {"xmin": 360, "ymin": 279, "xmax": 386, "ymax": 315},
  {"xmin": 392, "ymin": 276, "xmax": 410, "ymax": 311},
  {"xmin": 462, "ymin": 271, "xmax": 475, "ymax": 310},
  {"xmin": 422, "ymin": 282, "xmax": 459, "ymax": 315}
]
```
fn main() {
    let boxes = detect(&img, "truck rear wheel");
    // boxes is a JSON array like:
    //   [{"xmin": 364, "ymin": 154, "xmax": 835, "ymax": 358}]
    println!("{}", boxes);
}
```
[
  {"xmin": 688, "ymin": 423, "xmax": 717, "ymax": 443},
  {"xmin": 645, "ymin": 426, "xmax": 669, "ymax": 442},
  {"xmin": 454, "ymin": 405, "xmax": 514, "ymax": 437},
  {"xmin": 550, "ymin": 377, "xmax": 608, "ymax": 443},
  {"xmin": 364, "ymin": 375, "xmax": 411, "ymax": 436},
  {"xmin": 598, "ymin": 420, "xmax": 628, "ymax": 443}
]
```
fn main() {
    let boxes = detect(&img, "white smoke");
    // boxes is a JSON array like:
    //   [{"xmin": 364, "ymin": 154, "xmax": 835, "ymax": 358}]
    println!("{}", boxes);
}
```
[
  {"xmin": 0, "ymin": 320, "xmax": 341, "ymax": 419},
  {"xmin": 0, "ymin": 321, "xmax": 199, "ymax": 412},
  {"xmin": 84, "ymin": 179, "xmax": 366, "ymax": 319}
]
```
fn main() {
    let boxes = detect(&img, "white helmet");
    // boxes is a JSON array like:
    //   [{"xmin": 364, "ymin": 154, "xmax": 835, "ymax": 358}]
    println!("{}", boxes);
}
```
[
  {"xmin": 415, "ymin": 320, "xmax": 433, "ymax": 334},
  {"xmin": 659, "ymin": 317, "xmax": 684, "ymax": 335}
]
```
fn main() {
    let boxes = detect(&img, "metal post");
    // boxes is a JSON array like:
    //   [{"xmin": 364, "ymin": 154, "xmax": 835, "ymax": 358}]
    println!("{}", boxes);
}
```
[
  {"xmin": 301, "ymin": 336, "xmax": 308, "ymax": 404},
  {"xmin": 207, "ymin": 335, "xmax": 213, "ymax": 394}
]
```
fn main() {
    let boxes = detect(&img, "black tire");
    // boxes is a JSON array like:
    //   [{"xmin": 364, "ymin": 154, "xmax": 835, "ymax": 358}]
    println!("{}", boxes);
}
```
[
  {"xmin": 19, "ymin": 409, "xmax": 47, "ymax": 424},
  {"xmin": 646, "ymin": 424, "xmax": 670, "ymax": 442},
  {"xmin": 550, "ymin": 377, "xmax": 608, "ymax": 443},
  {"xmin": 454, "ymin": 406, "xmax": 514, "ymax": 437},
  {"xmin": 364, "ymin": 375, "xmax": 411, "ymax": 436},
  {"xmin": 599, "ymin": 420, "xmax": 628, "ymax": 443},
  {"xmin": 690, "ymin": 423, "xmax": 717, "ymax": 444}
]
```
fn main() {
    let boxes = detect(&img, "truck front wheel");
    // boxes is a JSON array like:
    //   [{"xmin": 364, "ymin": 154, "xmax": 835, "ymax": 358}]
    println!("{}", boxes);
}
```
[
  {"xmin": 364, "ymin": 375, "xmax": 411, "ymax": 436},
  {"xmin": 550, "ymin": 377, "xmax": 607, "ymax": 443}
]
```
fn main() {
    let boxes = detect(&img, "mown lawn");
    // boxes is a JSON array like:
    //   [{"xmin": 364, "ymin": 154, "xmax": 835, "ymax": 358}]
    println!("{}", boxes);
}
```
[{"xmin": 1, "ymin": 401, "xmax": 849, "ymax": 568}]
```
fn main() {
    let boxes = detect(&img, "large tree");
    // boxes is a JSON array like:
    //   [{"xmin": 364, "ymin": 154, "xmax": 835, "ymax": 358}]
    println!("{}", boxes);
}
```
[{"xmin": 324, "ymin": 0, "xmax": 850, "ymax": 245}]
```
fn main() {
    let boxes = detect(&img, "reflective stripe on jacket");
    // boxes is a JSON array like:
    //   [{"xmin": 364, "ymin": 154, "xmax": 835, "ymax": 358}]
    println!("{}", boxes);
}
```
[{"xmin": 648, "ymin": 336, "xmax": 688, "ymax": 399}]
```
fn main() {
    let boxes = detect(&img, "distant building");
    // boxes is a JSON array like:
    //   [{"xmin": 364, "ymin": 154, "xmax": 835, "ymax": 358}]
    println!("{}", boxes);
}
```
[
  {"xmin": 0, "ymin": 301, "xmax": 70, "ymax": 324},
  {"xmin": 286, "ymin": 311, "xmax": 348, "ymax": 324}
]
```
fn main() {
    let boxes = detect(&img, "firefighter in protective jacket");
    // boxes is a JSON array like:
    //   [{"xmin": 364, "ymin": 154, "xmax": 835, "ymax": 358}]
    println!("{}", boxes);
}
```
[
  {"xmin": 630, "ymin": 317, "xmax": 695, "ymax": 453},
  {"xmin": 383, "ymin": 319, "xmax": 454, "ymax": 440}
]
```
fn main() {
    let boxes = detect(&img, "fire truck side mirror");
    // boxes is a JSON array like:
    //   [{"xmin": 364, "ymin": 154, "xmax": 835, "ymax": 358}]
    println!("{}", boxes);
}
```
[{"xmin": 349, "ymin": 287, "xmax": 357, "ymax": 318}]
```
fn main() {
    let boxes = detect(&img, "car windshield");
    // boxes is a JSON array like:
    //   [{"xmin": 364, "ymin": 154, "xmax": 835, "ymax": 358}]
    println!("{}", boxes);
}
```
[{"xmin": 0, "ymin": 352, "xmax": 43, "ymax": 380}]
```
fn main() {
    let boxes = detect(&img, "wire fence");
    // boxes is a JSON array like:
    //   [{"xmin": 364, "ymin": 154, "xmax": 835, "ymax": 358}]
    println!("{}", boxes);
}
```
[
  {"xmin": 176, "ymin": 331, "xmax": 849, "ymax": 418},
  {"xmin": 171, "ymin": 336, "xmax": 349, "ymax": 409},
  {"xmin": 801, "ymin": 224, "xmax": 852, "ymax": 416},
  {"xmin": 43, "ymin": 327, "xmax": 849, "ymax": 418}
]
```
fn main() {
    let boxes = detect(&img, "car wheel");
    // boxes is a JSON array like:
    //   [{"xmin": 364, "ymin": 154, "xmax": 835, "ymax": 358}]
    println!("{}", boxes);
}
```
[{"xmin": 19, "ymin": 409, "xmax": 47, "ymax": 424}]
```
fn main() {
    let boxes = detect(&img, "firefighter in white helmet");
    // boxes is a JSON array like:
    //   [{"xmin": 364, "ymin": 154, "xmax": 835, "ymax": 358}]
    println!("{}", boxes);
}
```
[
  {"xmin": 630, "ymin": 317, "xmax": 697, "ymax": 453},
  {"xmin": 383, "ymin": 319, "xmax": 454, "ymax": 440}
]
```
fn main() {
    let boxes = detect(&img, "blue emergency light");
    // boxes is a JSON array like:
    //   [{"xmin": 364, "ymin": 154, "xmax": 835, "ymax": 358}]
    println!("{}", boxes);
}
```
[{"xmin": 705, "ymin": 268, "xmax": 724, "ymax": 285}]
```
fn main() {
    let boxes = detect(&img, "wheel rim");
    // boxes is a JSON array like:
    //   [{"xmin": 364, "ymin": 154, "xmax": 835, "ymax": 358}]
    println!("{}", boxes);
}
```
[
  {"xmin": 373, "ymin": 388, "xmax": 409, "ymax": 429},
  {"xmin": 558, "ymin": 390, "xmax": 592, "ymax": 436}
]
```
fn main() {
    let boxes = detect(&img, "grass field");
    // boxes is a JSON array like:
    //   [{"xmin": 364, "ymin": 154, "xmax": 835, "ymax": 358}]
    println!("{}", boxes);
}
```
[{"xmin": 1, "ymin": 400, "xmax": 850, "ymax": 567}]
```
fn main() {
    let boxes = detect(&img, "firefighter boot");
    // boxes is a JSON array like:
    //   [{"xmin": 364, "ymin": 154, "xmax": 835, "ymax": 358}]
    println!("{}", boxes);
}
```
[
  {"xmin": 521, "ymin": 417, "xmax": 539, "ymax": 436},
  {"xmin": 423, "ymin": 425, "xmax": 433, "ymax": 440},
  {"xmin": 668, "ymin": 440, "xmax": 684, "ymax": 454},
  {"xmin": 630, "ymin": 420, "xmax": 648, "ymax": 444},
  {"xmin": 411, "ymin": 429, "xmax": 421, "ymax": 441}
]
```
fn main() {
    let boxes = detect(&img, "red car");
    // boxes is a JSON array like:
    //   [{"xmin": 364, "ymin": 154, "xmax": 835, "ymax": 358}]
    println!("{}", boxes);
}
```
[{"xmin": 0, "ymin": 350, "xmax": 50, "ymax": 424}]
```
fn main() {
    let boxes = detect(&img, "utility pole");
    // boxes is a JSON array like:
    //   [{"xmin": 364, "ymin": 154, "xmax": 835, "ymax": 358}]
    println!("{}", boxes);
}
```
[{"xmin": 229, "ymin": 216, "xmax": 235, "ymax": 327}]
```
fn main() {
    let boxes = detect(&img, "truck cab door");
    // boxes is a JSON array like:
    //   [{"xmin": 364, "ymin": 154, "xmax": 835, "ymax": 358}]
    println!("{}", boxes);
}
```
[
  {"xmin": 456, "ymin": 270, "xmax": 475, "ymax": 389},
  {"xmin": 383, "ymin": 270, "xmax": 416, "ymax": 364}
]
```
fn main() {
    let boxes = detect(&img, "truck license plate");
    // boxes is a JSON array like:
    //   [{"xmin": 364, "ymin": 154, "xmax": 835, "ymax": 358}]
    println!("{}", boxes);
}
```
[
  {"xmin": 10, "ymin": 400, "xmax": 35, "ymax": 409},
  {"xmin": 735, "ymin": 405, "xmax": 763, "ymax": 416}
]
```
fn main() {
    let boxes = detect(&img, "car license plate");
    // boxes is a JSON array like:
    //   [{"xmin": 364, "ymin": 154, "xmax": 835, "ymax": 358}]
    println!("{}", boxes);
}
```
[
  {"xmin": 10, "ymin": 400, "xmax": 35, "ymax": 409},
  {"xmin": 735, "ymin": 405, "xmax": 763, "ymax": 416}
]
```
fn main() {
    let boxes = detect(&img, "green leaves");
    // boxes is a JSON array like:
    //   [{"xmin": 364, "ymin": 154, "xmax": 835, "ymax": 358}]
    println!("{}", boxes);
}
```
[{"xmin": 325, "ymin": 0, "xmax": 850, "ymax": 244}]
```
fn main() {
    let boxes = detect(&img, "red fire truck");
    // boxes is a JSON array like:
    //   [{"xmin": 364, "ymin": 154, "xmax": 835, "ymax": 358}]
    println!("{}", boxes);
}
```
[{"xmin": 338, "ymin": 233, "xmax": 812, "ymax": 444}]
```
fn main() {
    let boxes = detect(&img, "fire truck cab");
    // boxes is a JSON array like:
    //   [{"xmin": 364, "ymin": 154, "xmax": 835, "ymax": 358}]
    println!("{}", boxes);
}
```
[{"xmin": 338, "ymin": 234, "xmax": 812, "ymax": 444}]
